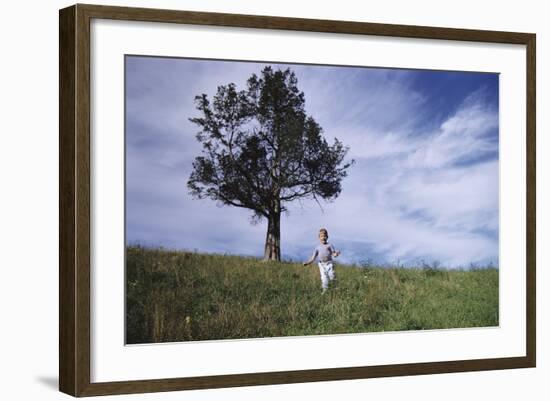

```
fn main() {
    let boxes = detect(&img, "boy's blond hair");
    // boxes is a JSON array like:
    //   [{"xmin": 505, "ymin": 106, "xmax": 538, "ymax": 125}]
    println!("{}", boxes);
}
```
[{"xmin": 319, "ymin": 228, "xmax": 328, "ymax": 236}]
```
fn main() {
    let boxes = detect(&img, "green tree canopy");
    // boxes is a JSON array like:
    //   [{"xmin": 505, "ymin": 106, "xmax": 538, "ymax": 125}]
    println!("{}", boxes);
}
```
[{"xmin": 188, "ymin": 66, "xmax": 353, "ymax": 261}]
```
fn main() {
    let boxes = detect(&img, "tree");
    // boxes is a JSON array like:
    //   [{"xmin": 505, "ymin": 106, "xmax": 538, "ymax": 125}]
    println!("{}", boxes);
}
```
[{"xmin": 188, "ymin": 66, "xmax": 353, "ymax": 261}]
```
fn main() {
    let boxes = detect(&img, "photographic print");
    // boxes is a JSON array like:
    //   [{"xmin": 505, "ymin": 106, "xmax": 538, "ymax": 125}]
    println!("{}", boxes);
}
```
[{"xmin": 125, "ymin": 56, "xmax": 499, "ymax": 345}]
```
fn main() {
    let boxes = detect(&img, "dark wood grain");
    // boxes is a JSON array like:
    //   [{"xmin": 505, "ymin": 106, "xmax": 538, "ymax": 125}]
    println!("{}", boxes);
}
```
[
  {"xmin": 59, "ymin": 3, "xmax": 537, "ymax": 397},
  {"xmin": 75, "ymin": 4, "xmax": 92, "ymax": 397},
  {"xmin": 59, "ymin": 5, "xmax": 92, "ymax": 396},
  {"xmin": 59, "ymin": 5, "xmax": 76, "ymax": 396},
  {"xmin": 526, "ymin": 34, "xmax": 536, "ymax": 367},
  {"xmin": 78, "ymin": 3, "xmax": 532, "ymax": 44},
  {"xmin": 77, "ymin": 357, "xmax": 533, "ymax": 397}
]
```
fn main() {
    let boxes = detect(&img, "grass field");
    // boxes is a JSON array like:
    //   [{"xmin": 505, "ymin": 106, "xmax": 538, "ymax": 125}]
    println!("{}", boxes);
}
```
[{"xmin": 126, "ymin": 246, "xmax": 499, "ymax": 344}]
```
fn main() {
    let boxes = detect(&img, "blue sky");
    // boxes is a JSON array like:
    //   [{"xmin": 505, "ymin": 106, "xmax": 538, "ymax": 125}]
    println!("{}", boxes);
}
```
[{"xmin": 125, "ymin": 56, "xmax": 499, "ymax": 268}]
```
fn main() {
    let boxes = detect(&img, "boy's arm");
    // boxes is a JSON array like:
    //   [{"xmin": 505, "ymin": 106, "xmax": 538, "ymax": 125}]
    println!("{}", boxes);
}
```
[
  {"xmin": 303, "ymin": 249, "xmax": 317, "ymax": 265},
  {"xmin": 331, "ymin": 245, "xmax": 341, "ymax": 257}
]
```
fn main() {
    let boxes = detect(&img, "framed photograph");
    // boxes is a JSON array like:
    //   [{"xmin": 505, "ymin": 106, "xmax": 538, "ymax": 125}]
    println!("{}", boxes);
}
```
[{"xmin": 59, "ymin": 4, "xmax": 536, "ymax": 397}]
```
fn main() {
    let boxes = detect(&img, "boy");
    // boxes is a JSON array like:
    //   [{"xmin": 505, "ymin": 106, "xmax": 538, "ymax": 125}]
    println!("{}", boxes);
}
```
[{"xmin": 303, "ymin": 228, "xmax": 341, "ymax": 293}]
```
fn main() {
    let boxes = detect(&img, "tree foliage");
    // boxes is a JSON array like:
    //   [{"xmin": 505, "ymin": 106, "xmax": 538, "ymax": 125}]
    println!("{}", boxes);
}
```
[{"xmin": 188, "ymin": 66, "xmax": 353, "ymax": 260}]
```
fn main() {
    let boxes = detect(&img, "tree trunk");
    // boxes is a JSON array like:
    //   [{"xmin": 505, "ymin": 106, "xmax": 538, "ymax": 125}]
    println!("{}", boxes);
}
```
[{"xmin": 263, "ymin": 212, "xmax": 281, "ymax": 261}]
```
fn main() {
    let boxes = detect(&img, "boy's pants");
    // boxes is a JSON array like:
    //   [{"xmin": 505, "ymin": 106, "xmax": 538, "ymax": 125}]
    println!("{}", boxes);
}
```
[{"xmin": 318, "ymin": 261, "xmax": 336, "ymax": 290}]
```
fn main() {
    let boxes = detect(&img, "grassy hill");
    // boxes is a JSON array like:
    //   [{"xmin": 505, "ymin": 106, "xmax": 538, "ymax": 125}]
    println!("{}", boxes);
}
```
[{"xmin": 126, "ymin": 246, "xmax": 499, "ymax": 344}]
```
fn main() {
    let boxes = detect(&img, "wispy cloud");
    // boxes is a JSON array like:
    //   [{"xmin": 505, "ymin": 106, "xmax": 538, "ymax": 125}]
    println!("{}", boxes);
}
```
[
  {"xmin": 405, "ymin": 89, "xmax": 498, "ymax": 169},
  {"xmin": 125, "ymin": 56, "xmax": 499, "ymax": 268}
]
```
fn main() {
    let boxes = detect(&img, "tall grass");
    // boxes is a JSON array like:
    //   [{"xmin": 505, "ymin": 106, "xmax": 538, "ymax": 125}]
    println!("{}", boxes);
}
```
[{"xmin": 126, "ymin": 246, "xmax": 499, "ymax": 344}]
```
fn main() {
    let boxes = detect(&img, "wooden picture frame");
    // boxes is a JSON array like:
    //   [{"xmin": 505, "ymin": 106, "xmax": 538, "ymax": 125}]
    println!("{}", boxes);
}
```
[{"xmin": 59, "ymin": 3, "xmax": 536, "ymax": 397}]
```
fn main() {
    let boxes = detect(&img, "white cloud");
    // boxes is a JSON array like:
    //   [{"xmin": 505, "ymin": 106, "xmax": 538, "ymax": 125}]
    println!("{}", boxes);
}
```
[
  {"xmin": 406, "ymin": 93, "xmax": 498, "ymax": 169},
  {"xmin": 126, "ymin": 58, "xmax": 499, "ymax": 267},
  {"xmin": 283, "ymin": 89, "xmax": 499, "ymax": 267}
]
